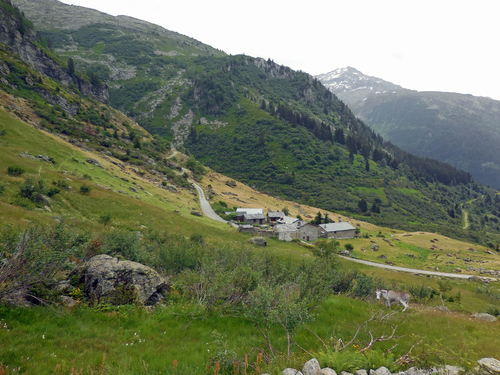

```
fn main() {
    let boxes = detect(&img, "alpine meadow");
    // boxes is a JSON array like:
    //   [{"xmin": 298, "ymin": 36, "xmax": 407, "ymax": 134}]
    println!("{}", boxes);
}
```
[{"xmin": 0, "ymin": 1, "xmax": 499, "ymax": 374}]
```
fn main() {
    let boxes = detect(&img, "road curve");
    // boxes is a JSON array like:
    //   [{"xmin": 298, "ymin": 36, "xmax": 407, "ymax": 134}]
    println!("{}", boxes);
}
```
[
  {"xmin": 190, "ymin": 181, "xmax": 227, "ymax": 223},
  {"xmin": 339, "ymin": 256, "xmax": 497, "ymax": 281}
]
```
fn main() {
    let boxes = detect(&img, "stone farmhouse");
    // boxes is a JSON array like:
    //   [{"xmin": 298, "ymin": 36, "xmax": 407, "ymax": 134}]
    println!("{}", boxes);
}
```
[
  {"xmin": 267, "ymin": 211, "xmax": 285, "ymax": 225},
  {"xmin": 234, "ymin": 208, "xmax": 266, "ymax": 225},
  {"xmin": 319, "ymin": 222, "xmax": 356, "ymax": 239},
  {"xmin": 274, "ymin": 220, "xmax": 325, "ymax": 242},
  {"xmin": 243, "ymin": 213, "xmax": 266, "ymax": 225}
]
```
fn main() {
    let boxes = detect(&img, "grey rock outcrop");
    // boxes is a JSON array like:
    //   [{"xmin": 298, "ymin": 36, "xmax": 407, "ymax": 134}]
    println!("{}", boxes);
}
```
[
  {"xmin": 75, "ymin": 254, "xmax": 170, "ymax": 305},
  {"xmin": 283, "ymin": 369, "xmax": 303, "ymax": 375},
  {"xmin": 321, "ymin": 369, "xmax": 337, "ymax": 375}
]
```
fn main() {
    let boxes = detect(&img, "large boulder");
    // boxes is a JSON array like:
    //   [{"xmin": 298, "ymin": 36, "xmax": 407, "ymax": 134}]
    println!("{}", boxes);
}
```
[
  {"xmin": 472, "ymin": 313, "xmax": 497, "ymax": 322},
  {"xmin": 76, "ymin": 254, "xmax": 170, "ymax": 305},
  {"xmin": 478, "ymin": 358, "xmax": 500, "ymax": 375},
  {"xmin": 283, "ymin": 369, "xmax": 303, "ymax": 375},
  {"xmin": 249, "ymin": 237, "xmax": 267, "ymax": 247},
  {"xmin": 302, "ymin": 359, "xmax": 321, "ymax": 375},
  {"xmin": 369, "ymin": 367, "xmax": 391, "ymax": 375}
]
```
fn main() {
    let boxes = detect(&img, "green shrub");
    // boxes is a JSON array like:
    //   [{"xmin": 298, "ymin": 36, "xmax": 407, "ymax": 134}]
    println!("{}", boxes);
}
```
[
  {"xmin": 47, "ymin": 187, "xmax": 60, "ymax": 197},
  {"xmin": 7, "ymin": 165, "xmax": 24, "ymax": 176},
  {"xmin": 352, "ymin": 273, "xmax": 374, "ymax": 298},
  {"xmin": 18, "ymin": 177, "xmax": 48, "ymax": 204},
  {"xmin": 79, "ymin": 184, "xmax": 91, "ymax": 195},
  {"xmin": 487, "ymin": 307, "xmax": 500, "ymax": 316},
  {"xmin": 406, "ymin": 284, "xmax": 436, "ymax": 301},
  {"xmin": 189, "ymin": 233, "xmax": 205, "ymax": 245},
  {"xmin": 98, "ymin": 213, "xmax": 112, "ymax": 226}
]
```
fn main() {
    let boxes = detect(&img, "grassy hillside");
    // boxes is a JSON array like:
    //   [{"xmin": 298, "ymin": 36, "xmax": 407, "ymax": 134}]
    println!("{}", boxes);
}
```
[
  {"xmin": 9, "ymin": 0, "xmax": 500, "ymax": 247},
  {"xmin": 1, "ymin": 95, "xmax": 500, "ymax": 375},
  {"xmin": 1, "ymin": 4, "xmax": 500, "ymax": 374}
]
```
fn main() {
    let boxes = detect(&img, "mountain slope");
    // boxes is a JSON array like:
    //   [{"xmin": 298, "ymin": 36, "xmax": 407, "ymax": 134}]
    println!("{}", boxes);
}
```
[
  {"xmin": 317, "ymin": 67, "xmax": 500, "ymax": 189},
  {"xmin": 6, "ymin": 0, "xmax": 500, "ymax": 245}
]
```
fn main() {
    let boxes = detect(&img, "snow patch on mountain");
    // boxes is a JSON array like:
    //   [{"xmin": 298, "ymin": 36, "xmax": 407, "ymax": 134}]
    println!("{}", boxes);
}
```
[{"xmin": 316, "ymin": 66, "xmax": 404, "ymax": 96}]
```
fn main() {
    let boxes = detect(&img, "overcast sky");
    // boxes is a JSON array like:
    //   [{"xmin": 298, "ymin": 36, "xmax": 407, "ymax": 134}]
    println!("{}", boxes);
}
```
[{"xmin": 59, "ymin": 0, "xmax": 500, "ymax": 100}]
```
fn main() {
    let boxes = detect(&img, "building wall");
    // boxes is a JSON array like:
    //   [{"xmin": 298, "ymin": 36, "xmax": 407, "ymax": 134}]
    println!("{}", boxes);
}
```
[
  {"xmin": 327, "ymin": 229, "xmax": 356, "ymax": 239},
  {"xmin": 299, "ymin": 225, "xmax": 321, "ymax": 241},
  {"xmin": 238, "ymin": 227, "xmax": 275, "ymax": 237},
  {"xmin": 278, "ymin": 231, "xmax": 298, "ymax": 242}
]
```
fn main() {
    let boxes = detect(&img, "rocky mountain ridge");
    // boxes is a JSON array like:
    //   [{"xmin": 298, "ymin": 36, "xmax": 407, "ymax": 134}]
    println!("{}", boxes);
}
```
[
  {"xmin": 0, "ymin": 0, "xmax": 108, "ymax": 103},
  {"xmin": 317, "ymin": 67, "xmax": 500, "ymax": 189}
]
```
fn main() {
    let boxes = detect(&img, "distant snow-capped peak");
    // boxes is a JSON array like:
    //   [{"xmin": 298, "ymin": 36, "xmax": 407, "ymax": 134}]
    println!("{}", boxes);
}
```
[{"xmin": 316, "ymin": 67, "xmax": 404, "ymax": 96}]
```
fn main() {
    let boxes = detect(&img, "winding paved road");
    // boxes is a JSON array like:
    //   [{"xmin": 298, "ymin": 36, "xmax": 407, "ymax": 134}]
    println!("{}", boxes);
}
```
[
  {"xmin": 339, "ymin": 256, "xmax": 497, "ymax": 281},
  {"xmin": 190, "ymin": 181, "xmax": 227, "ymax": 223}
]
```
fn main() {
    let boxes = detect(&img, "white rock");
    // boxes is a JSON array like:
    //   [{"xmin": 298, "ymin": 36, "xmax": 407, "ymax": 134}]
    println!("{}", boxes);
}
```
[
  {"xmin": 478, "ymin": 358, "xmax": 500, "ymax": 375},
  {"xmin": 302, "ymin": 359, "xmax": 321, "ymax": 375}
]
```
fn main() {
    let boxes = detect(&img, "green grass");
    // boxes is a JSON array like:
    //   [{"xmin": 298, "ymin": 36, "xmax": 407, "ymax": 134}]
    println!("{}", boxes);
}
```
[
  {"xmin": 1, "ymin": 290, "xmax": 499, "ymax": 374},
  {"xmin": 1, "ymin": 77, "xmax": 500, "ymax": 375},
  {"xmin": 0, "ymin": 107, "xmax": 233, "ymax": 237}
]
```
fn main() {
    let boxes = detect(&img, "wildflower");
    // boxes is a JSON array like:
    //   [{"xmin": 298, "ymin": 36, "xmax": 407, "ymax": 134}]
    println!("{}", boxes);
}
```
[{"xmin": 42, "ymin": 335, "xmax": 45, "ymax": 339}]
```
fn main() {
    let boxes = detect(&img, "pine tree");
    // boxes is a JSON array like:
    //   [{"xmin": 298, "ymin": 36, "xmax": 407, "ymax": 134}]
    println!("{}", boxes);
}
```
[
  {"xmin": 358, "ymin": 199, "xmax": 368, "ymax": 213},
  {"xmin": 67, "ymin": 58, "xmax": 75, "ymax": 75}
]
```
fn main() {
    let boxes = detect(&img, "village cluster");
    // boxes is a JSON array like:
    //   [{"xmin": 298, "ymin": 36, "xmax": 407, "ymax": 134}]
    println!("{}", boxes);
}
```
[{"xmin": 229, "ymin": 208, "xmax": 356, "ymax": 242}]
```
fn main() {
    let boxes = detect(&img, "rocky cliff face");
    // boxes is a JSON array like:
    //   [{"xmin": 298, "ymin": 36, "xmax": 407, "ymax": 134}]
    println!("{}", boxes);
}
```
[{"xmin": 0, "ymin": 0, "xmax": 108, "ymax": 104}]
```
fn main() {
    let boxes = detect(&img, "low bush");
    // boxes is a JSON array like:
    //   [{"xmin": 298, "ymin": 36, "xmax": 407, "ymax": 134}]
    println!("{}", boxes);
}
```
[
  {"xmin": 7, "ymin": 165, "xmax": 24, "ymax": 176},
  {"xmin": 79, "ymin": 184, "xmax": 91, "ymax": 195}
]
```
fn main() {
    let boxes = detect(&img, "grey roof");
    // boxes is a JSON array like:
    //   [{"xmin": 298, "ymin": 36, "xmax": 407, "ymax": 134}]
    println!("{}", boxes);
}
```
[
  {"xmin": 237, "ymin": 208, "xmax": 263, "ymax": 215},
  {"xmin": 275, "ymin": 224, "xmax": 300, "ymax": 233},
  {"xmin": 244, "ymin": 213, "xmax": 266, "ymax": 220},
  {"xmin": 267, "ymin": 211, "xmax": 285, "ymax": 218},
  {"xmin": 319, "ymin": 222, "xmax": 356, "ymax": 232},
  {"xmin": 276, "ymin": 216, "xmax": 299, "ymax": 225}
]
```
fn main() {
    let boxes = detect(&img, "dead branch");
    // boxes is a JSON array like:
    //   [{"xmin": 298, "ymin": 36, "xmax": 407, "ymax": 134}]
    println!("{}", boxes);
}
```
[
  {"xmin": 395, "ymin": 340, "xmax": 422, "ymax": 366},
  {"xmin": 341, "ymin": 312, "xmax": 379, "ymax": 350},
  {"xmin": 290, "ymin": 337, "xmax": 313, "ymax": 356},
  {"xmin": 359, "ymin": 324, "xmax": 400, "ymax": 353},
  {"xmin": 302, "ymin": 323, "xmax": 328, "ymax": 349}
]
